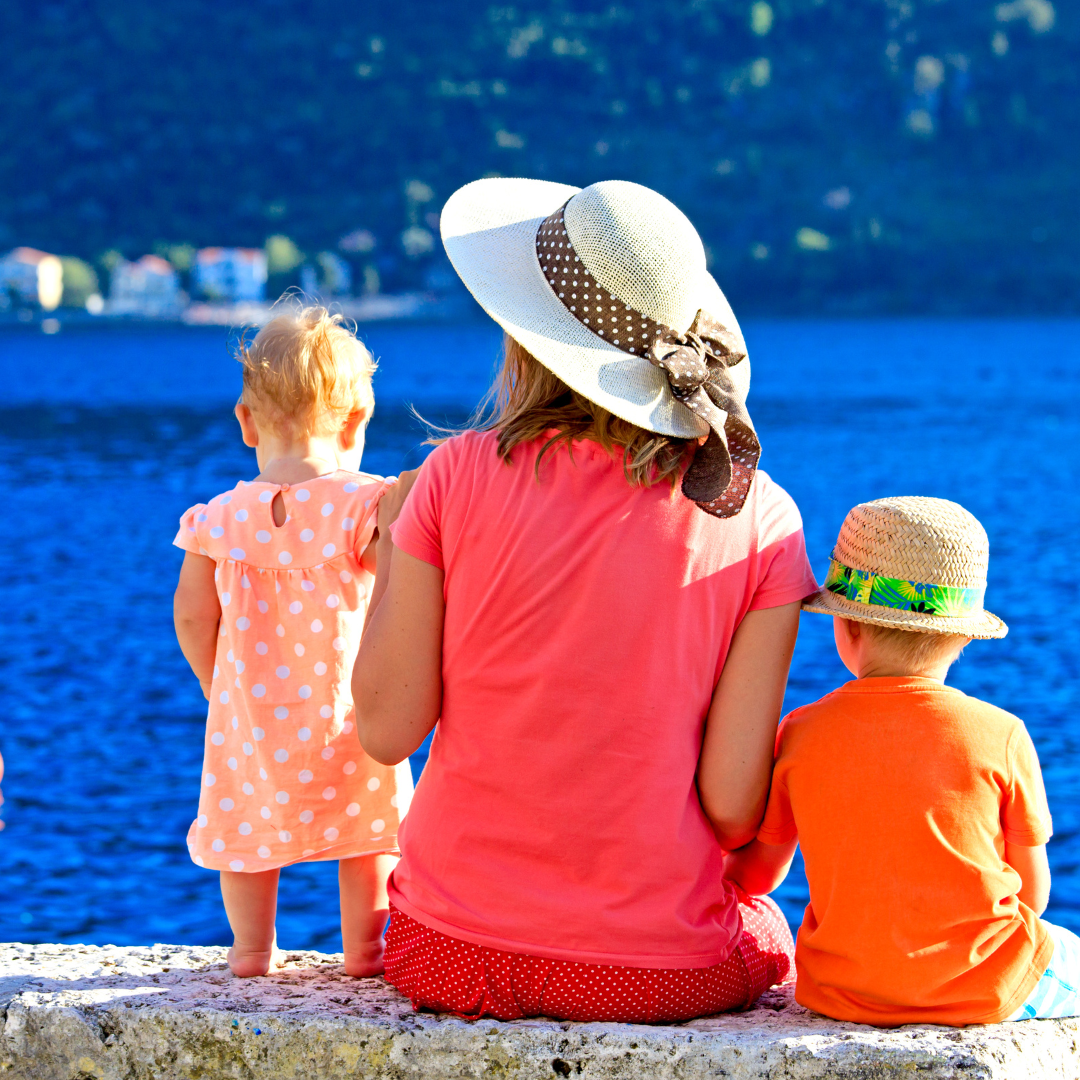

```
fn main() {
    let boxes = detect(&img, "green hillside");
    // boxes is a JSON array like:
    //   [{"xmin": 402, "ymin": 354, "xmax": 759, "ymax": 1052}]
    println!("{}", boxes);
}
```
[{"xmin": 0, "ymin": 0, "xmax": 1076, "ymax": 312}]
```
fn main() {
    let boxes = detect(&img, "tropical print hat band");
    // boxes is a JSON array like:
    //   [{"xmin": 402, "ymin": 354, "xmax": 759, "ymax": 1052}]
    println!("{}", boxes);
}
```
[
  {"xmin": 801, "ymin": 496, "xmax": 1008, "ymax": 640},
  {"xmin": 823, "ymin": 558, "xmax": 985, "ymax": 618}
]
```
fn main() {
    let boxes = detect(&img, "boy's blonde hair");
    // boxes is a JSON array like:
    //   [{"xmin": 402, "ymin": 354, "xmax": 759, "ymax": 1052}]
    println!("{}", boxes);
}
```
[
  {"xmin": 236, "ymin": 306, "xmax": 375, "ymax": 437},
  {"xmin": 446, "ymin": 334, "xmax": 693, "ymax": 487},
  {"xmin": 857, "ymin": 620, "xmax": 969, "ymax": 668}
]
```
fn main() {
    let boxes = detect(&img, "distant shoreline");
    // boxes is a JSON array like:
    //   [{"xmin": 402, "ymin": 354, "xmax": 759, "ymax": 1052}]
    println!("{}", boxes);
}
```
[{"xmin": 0, "ymin": 292, "xmax": 476, "ymax": 331}]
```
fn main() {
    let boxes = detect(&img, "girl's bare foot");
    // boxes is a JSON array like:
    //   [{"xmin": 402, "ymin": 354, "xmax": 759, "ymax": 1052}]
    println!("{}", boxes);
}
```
[
  {"xmin": 343, "ymin": 938, "xmax": 385, "ymax": 978},
  {"xmin": 227, "ymin": 944, "xmax": 286, "ymax": 978},
  {"xmin": 219, "ymin": 868, "xmax": 283, "ymax": 977}
]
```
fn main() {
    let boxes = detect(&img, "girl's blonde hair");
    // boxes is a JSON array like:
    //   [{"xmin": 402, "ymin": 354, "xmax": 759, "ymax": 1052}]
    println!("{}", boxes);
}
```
[
  {"xmin": 235, "ymin": 305, "xmax": 375, "ymax": 437},
  {"xmin": 448, "ymin": 334, "xmax": 693, "ymax": 487}
]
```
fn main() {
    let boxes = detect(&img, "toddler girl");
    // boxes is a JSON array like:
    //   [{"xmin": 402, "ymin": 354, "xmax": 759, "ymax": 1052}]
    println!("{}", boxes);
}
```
[{"xmin": 172, "ymin": 305, "xmax": 412, "ymax": 978}]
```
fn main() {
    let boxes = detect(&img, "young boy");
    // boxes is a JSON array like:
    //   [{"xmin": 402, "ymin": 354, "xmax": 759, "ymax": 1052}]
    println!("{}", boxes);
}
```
[{"xmin": 725, "ymin": 496, "xmax": 1080, "ymax": 1025}]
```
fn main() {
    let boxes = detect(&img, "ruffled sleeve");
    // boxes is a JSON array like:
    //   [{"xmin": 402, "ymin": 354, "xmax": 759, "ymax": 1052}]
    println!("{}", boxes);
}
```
[{"xmin": 173, "ymin": 503, "xmax": 209, "ymax": 555}]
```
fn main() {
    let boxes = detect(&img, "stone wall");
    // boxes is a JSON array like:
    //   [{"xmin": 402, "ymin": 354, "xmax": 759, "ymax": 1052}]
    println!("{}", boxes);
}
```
[{"xmin": 2, "ymin": 943, "xmax": 1078, "ymax": 1079}]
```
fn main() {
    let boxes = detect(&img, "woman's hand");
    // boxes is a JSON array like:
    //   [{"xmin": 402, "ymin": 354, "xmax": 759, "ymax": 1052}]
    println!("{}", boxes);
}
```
[
  {"xmin": 697, "ymin": 601, "xmax": 801, "ymax": 851},
  {"xmin": 378, "ymin": 468, "xmax": 421, "ymax": 536},
  {"xmin": 363, "ymin": 468, "xmax": 422, "ymax": 626},
  {"xmin": 723, "ymin": 837, "xmax": 798, "ymax": 895}
]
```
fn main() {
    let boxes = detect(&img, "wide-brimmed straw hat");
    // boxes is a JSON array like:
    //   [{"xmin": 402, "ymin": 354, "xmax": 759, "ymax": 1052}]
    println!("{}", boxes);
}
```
[
  {"xmin": 802, "ymin": 496, "xmax": 1007, "ymax": 639},
  {"xmin": 440, "ymin": 177, "xmax": 759, "ymax": 517}
]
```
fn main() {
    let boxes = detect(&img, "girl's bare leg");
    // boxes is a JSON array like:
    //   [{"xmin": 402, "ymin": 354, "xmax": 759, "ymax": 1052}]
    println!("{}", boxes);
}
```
[
  {"xmin": 220, "ymin": 868, "xmax": 285, "ymax": 977},
  {"xmin": 339, "ymin": 853, "xmax": 397, "ymax": 977}
]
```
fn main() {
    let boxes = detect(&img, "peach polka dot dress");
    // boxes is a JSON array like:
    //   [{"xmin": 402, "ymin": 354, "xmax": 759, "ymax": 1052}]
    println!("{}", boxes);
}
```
[{"xmin": 173, "ymin": 470, "xmax": 413, "ymax": 873}]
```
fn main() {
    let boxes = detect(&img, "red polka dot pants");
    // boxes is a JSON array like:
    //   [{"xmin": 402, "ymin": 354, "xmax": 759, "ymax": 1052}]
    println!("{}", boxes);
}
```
[{"xmin": 383, "ymin": 895, "xmax": 794, "ymax": 1024}]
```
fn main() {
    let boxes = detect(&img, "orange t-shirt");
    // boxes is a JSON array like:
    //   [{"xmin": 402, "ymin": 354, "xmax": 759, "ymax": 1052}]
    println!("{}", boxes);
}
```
[{"xmin": 759, "ymin": 677, "xmax": 1053, "ymax": 1026}]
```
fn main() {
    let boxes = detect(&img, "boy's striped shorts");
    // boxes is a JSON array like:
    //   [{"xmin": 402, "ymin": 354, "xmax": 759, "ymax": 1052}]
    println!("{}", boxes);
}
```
[{"xmin": 1008, "ymin": 921, "xmax": 1080, "ymax": 1021}]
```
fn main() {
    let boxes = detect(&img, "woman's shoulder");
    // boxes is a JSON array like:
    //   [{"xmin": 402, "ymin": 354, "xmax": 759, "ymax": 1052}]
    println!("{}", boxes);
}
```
[
  {"xmin": 422, "ymin": 429, "xmax": 502, "ymax": 472},
  {"xmin": 440, "ymin": 428, "xmax": 499, "ymax": 453},
  {"xmin": 747, "ymin": 469, "xmax": 805, "ymax": 533},
  {"xmin": 749, "ymin": 469, "xmax": 798, "ymax": 509}
]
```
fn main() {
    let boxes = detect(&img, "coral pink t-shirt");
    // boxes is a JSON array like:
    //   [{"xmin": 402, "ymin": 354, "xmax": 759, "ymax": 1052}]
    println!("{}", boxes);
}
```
[{"xmin": 389, "ymin": 430, "xmax": 817, "ymax": 967}]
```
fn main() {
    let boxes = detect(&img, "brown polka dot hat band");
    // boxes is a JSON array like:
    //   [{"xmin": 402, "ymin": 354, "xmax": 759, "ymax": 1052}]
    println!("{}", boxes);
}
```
[
  {"xmin": 439, "ymin": 178, "xmax": 759, "ymax": 517},
  {"xmin": 536, "ymin": 201, "xmax": 759, "ymax": 517}
]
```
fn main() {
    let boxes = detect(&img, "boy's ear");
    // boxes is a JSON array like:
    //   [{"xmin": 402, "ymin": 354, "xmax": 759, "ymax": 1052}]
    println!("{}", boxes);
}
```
[
  {"xmin": 339, "ymin": 408, "xmax": 368, "ymax": 450},
  {"xmin": 234, "ymin": 402, "xmax": 259, "ymax": 448}
]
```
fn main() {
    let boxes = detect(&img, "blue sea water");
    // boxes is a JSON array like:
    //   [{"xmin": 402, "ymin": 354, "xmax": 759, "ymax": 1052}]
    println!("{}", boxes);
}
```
[{"xmin": 0, "ymin": 319, "xmax": 1078, "ymax": 952}]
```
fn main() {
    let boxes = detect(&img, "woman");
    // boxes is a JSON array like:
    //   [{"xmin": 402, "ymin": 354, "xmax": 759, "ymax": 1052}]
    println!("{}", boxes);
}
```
[{"xmin": 353, "ymin": 179, "xmax": 817, "ymax": 1022}]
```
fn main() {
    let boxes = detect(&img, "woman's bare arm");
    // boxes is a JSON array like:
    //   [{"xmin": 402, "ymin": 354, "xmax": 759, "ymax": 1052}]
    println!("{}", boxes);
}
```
[
  {"xmin": 173, "ymin": 551, "xmax": 221, "ymax": 699},
  {"xmin": 354, "ymin": 467, "xmax": 441, "ymax": 765},
  {"xmin": 352, "ymin": 465, "xmax": 439, "ymax": 765},
  {"xmin": 696, "ymin": 602, "xmax": 801, "ymax": 851}
]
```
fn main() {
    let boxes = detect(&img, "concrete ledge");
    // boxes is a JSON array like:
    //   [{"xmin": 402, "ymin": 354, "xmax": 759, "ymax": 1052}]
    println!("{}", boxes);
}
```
[{"xmin": 2, "ymin": 943, "xmax": 1078, "ymax": 1079}]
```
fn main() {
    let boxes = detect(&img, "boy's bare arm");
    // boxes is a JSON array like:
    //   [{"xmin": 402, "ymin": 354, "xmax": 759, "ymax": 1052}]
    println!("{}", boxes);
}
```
[
  {"xmin": 1004, "ymin": 841, "xmax": 1051, "ymax": 915},
  {"xmin": 724, "ymin": 837, "xmax": 799, "ymax": 896},
  {"xmin": 174, "ymin": 551, "xmax": 221, "ymax": 699}
]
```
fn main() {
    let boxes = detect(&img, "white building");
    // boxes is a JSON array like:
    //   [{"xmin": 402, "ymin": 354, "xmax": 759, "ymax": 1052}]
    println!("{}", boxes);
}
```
[
  {"xmin": 108, "ymin": 255, "xmax": 184, "ymax": 317},
  {"xmin": 194, "ymin": 248, "xmax": 268, "ymax": 301},
  {"xmin": 0, "ymin": 247, "xmax": 63, "ymax": 310}
]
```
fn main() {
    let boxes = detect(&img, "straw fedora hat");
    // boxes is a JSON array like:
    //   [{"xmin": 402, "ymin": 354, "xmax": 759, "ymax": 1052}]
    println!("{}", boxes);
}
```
[
  {"xmin": 802, "ymin": 496, "xmax": 1007, "ymax": 639},
  {"xmin": 440, "ymin": 177, "xmax": 760, "ymax": 516}
]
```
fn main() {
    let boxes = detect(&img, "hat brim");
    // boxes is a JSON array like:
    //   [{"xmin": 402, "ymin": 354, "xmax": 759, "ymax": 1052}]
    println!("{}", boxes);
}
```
[
  {"xmin": 801, "ymin": 588, "xmax": 1008, "ymax": 640},
  {"xmin": 440, "ymin": 177, "xmax": 749, "ymax": 440}
]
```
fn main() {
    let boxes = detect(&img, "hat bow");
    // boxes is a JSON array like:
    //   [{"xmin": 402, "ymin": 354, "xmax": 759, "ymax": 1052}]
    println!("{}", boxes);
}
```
[
  {"xmin": 535, "ymin": 199, "xmax": 760, "ymax": 517},
  {"xmin": 647, "ymin": 310, "xmax": 760, "ymax": 513}
]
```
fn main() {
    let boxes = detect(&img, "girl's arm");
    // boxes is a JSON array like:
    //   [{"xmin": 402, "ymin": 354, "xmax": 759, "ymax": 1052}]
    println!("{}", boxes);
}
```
[
  {"xmin": 1005, "ymin": 841, "xmax": 1051, "ymax": 915},
  {"xmin": 696, "ymin": 601, "xmax": 801, "ymax": 851},
  {"xmin": 174, "ymin": 552, "xmax": 221, "ymax": 699},
  {"xmin": 723, "ymin": 837, "xmax": 798, "ymax": 895}
]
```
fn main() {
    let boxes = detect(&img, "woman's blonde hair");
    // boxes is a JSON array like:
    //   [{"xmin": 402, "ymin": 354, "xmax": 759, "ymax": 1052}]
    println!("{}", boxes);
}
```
[
  {"xmin": 445, "ymin": 334, "xmax": 693, "ymax": 487},
  {"xmin": 235, "ymin": 305, "xmax": 375, "ymax": 437}
]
